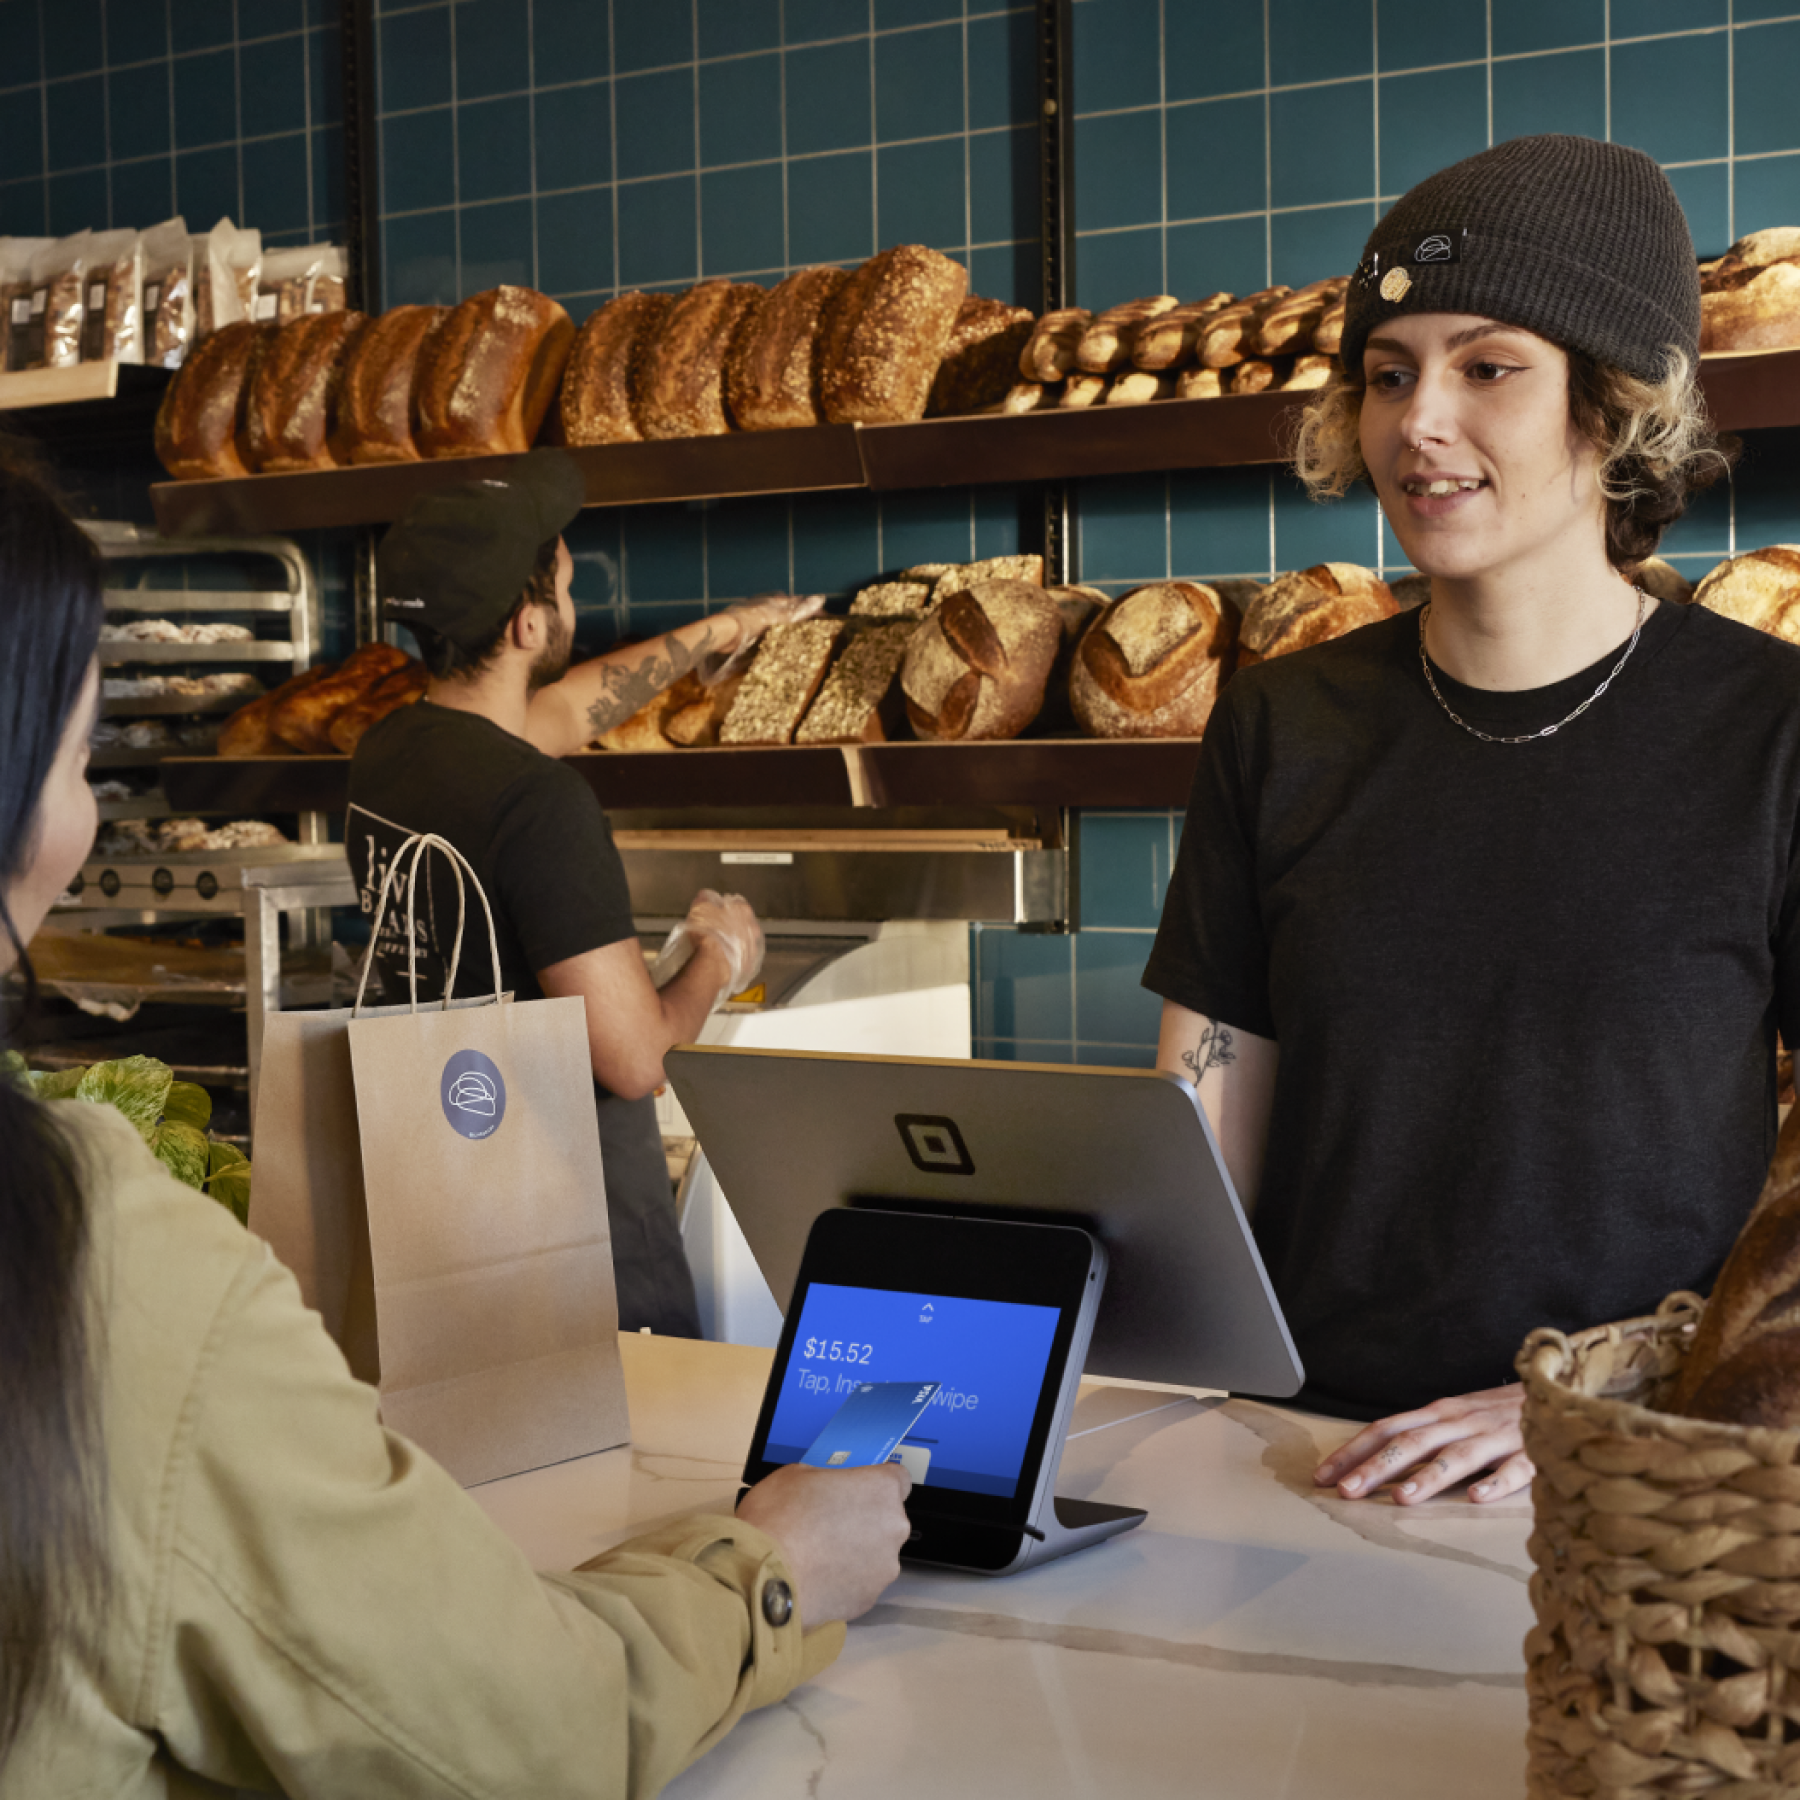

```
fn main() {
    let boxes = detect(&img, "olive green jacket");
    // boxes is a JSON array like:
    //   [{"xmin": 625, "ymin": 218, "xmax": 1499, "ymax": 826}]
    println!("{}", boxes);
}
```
[{"xmin": 4, "ymin": 1101, "xmax": 841, "ymax": 1799}]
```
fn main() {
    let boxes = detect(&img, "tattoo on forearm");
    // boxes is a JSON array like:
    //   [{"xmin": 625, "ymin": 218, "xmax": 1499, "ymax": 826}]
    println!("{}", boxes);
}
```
[
  {"xmin": 1180, "ymin": 1020, "xmax": 1235, "ymax": 1084},
  {"xmin": 583, "ymin": 623, "xmax": 725, "ymax": 737}
]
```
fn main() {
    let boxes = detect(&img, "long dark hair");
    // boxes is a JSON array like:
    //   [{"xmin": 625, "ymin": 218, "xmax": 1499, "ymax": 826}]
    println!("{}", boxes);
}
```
[{"xmin": 0, "ymin": 454, "xmax": 106, "ymax": 1761}]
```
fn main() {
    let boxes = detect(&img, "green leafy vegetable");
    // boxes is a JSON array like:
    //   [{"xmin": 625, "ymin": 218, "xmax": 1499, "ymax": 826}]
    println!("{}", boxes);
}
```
[
  {"xmin": 150, "ymin": 1119, "xmax": 211, "ymax": 1190},
  {"xmin": 162, "ymin": 1080, "xmax": 213, "ymax": 1130},
  {"xmin": 33, "ymin": 1066, "xmax": 86, "ymax": 1102},
  {"xmin": 204, "ymin": 1141, "xmax": 253, "ymax": 1225},
  {"xmin": 0, "ymin": 1049, "xmax": 30, "ymax": 1090},
  {"xmin": 74, "ymin": 1055, "xmax": 172, "ymax": 1143}
]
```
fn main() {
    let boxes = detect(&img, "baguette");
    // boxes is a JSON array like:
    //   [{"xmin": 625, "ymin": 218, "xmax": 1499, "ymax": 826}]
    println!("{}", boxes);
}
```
[
  {"xmin": 1060, "ymin": 372, "xmax": 1107, "ymax": 407},
  {"xmin": 1282, "ymin": 354, "xmax": 1334, "ymax": 391},
  {"xmin": 558, "ymin": 291, "xmax": 673, "ymax": 445},
  {"xmin": 1312, "ymin": 296, "xmax": 1347, "ymax": 356},
  {"xmin": 723, "ymin": 265, "xmax": 847, "ymax": 431},
  {"xmin": 1225, "ymin": 358, "xmax": 1285, "ymax": 395},
  {"xmin": 1200, "ymin": 286, "xmax": 1292, "ymax": 368},
  {"xmin": 1019, "ymin": 307, "xmax": 1090, "ymax": 381},
  {"xmin": 1131, "ymin": 292, "xmax": 1235, "ymax": 371},
  {"xmin": 1105, "ymin": 370, "xmax": 1174, "ymax": 404},
  {"xmin": 1176, "ymin": 366, "xmax": 1224, "ymax": 400},
  {"xmin": 817, "ymin": 244, "xmax": 968, "ymax": 425},
  {"xmin": 1076, "ymin": 295, "xmax": 1178, "ymax": 373},
  {"xmin": 1003, "ymin": 380, "xmax": 1052, "ymax": 413},
  {"xmin": 1251, "ymin": 277, "xmax": 1347, "ymax": 356}
]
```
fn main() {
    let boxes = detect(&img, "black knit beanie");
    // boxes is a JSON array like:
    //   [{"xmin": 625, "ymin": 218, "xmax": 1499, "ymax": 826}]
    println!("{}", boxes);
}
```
[{"xmin": 1339, "ymin": 135, "xmax": 1700, "ymax": 385}]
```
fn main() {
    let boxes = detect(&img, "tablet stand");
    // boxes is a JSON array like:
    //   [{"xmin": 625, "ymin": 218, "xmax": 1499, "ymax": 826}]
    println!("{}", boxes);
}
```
[{"xmin": 907, "ymin": 1238, "xmax": 1147, "ymax": 1577}]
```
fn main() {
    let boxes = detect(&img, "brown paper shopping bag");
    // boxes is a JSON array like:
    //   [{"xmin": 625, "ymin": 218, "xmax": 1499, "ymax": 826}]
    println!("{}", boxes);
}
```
[{"xmin": 256, "ymin": 832, "xmax": 629, "ymax": 1486}]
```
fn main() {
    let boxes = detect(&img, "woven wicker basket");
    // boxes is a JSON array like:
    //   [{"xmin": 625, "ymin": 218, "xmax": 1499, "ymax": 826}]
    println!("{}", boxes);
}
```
[{"xmin": 1518, "ymin": 1294, "xmax": 1800, "ymax": 1798}]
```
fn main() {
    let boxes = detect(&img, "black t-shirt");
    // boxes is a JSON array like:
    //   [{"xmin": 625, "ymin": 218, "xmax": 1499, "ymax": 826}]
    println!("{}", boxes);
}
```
[
  {"xmin": 1143, "ymin": 603, "xmax": 1800, "ymax": 1420},
  {"xmin": 346, "ymin": 701, "xmax": 636, "ymax": 1007}
]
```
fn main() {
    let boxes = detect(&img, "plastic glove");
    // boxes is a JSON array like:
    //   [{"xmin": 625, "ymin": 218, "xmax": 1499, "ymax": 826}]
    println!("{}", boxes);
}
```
[
  {"xmin": 650, "ymin": 889, "xmax": 765, "ymax": 1011},
  {"xmin": 715, "ymin": 592, "xmax": 828, "ymax": 665}
]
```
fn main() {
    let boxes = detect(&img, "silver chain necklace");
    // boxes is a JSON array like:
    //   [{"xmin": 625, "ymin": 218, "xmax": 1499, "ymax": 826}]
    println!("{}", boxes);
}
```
[{"xmin": 1417, "ymin": 588, "xmax": 1649, "ymax": 745}]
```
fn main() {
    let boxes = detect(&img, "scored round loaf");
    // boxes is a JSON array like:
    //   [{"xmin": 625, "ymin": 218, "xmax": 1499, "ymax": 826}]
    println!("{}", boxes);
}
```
[
  {"xmin": 1700, "ymin": 227, "xmax": 1800, "ymax": 290},
  {"xmin": 926, "ymin": 296, "xmax": 1036, "ymax": 416},
  {"xmin": 557, "ymin": 291, "xmax": 673, "ymax": 446},
  {"xmin": 415, "ymin": 285, "xmax": 575, "ymax": 458},
  {"xmin": 271, "ymin": 643, "xmax": 410, "ymax": 754},
  {"xmin": 154, "ymin": 321, "xmax": 275, "ymax": 481},
  {"xmin": 901, "ymin": 578, "xmax": 1061, "ymax": 741},
  {"xmin": 1695, "ymin": 545, "xmax": 1800, "ymax": 643},
  {"xmin": 724, "ymin": 266, "xmax": 848, "ymax": 431},
  {"xmin": 1701, "ymin": 261, "xmax": 1800, "ymax": 354},
  {"xmin": 1070, "ymin": 581, "xmax": 1237, "ymax": 739},
  {"xmin": 818, "ymin": 244, "xmax": 969, "ymax": 425},
  {"xmin": 1236, "ymin": 562, "xmax": 1397, "ymax": 665},
  {"xmin": 330, "ymin": 304, "xmax": 450, "ymax": 465},
  {"xmin": 243, "ymin": 309, "xmax": 369, "ymax": 473},
  {"xmin": 632, "ymin": 279, "xmax": 764, "ymax": 440}
]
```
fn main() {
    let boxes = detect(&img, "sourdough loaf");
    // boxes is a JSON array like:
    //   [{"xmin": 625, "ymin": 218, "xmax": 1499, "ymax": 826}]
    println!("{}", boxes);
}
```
[
  {"xmin": 415, "ymin": 285, "xmax": 574, "ymax": 458},
  {"xmin": 331, "ymin": 304, "xmax": 449, "ymax": 465},
  {"xmin": 1702, "ymin": 261, "xmax": 1800, "ymax": 354},
  {"xmin": 1672, "ymin": 1102, "xmax": 1800, "ymax": 1424},
  {"xmin": 1019, "ymin": 308, "xmax": 1089, "ymax": 382},
  {"xmin": 271, "ymin": 643, "xmax": 410, "ymax": 754},
  {"xmin": 850, "ymin": 580, "xmax": 933, "ymax": 620},
  {"xmin": 927, "ymin": 297, "xmax": 1036, "ymax": 416},
  {"xmin": 817, "ymin": 245, "xmax": 968, "ymax": 425},
  {"xmin": 1076, "ymin": 296, "xmax": 1177, "ymax": 373},
  {"xmin": 1696, "ymin": 546, "xmax": 1800, "ymax": 643},
  {"xmin": 243, "ymin": 309, "xmax": 368, "ymax": 473},
  {"xmin": 154, "ymin": 321, "xmax": 274, "ymax": 481},
  {"xmin": 719, "ymin": 618, "xmax": 845, "ymax": 745},
  {"xmin": 929, "ymin": 556, "xmax": 1044, "ymax": 606},
  {"xmin": 1237, "ymin": 563, "xmax": 1397, "ymax": 664},
  {"xmin": 558, "ymin": 291, "xmax": 673, "ymax": 445},
  {"xmin": 795, "ymin": 621, "xmax": 915, "ymax": 743},
  {"xmin": 326, "ymin": 661, "xmax": 429, "ymax": 753},
  {"xmin": 1070, "ymin": 581, "xmax": 1236, "ymax": 738},
  {"xmin": 1036, "ymin": 583, "xmax": 1108, "ymax": 733},
  {"xmin": 901, "ymin": 579, "xmax": 1060, "ymax": 740},
  {"xmin": 1132, "ymin": 293, "xmax": 1234, "ymax": 371},
  {"xmin": 633, "ymin": 280, "xmax": 763, "ymax": 440},
  {"xmin": 725, "ymin": 266, "xmax": 848, "ymax": 431},
  {"xmin": 1634, "ymin": 555, "xmax": 1694, "ymax": 606}
]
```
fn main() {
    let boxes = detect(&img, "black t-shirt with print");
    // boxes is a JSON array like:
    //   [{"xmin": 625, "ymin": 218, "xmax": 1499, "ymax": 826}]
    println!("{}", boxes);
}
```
[
  {"xmin": 347, "ymin": 700, "xmax": 699, "ymax": 1337},
  {"xmin": 1143, "ymin": 603, "xmax": 1800, "ymax": 1420}
]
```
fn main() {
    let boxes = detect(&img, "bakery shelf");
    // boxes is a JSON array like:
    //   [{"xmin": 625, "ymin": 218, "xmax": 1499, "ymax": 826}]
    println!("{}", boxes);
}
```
[
  {"xmin": 160, "ymin": 737, "xmax": 1206, "ymax": 815},
  {"xmin": 90, "ymin": 745, "xmax": 189, "ymax": 770},
  {"xmin": 0, "ymin": 360, "xmax": 169, "ymax": 411},
  {"xmin": 99, "ymin": 640, "xmax": 297, "ymax": 664},
  {"xmin": 146, "ymin": 346, "xmax": 1800, "ymax": 537},
  {"xmin": 103, "ymin": 587, "xmax": 302, "ymax": 614},
  {"xmin": 96, "ymin": 796, "xmax": 173, "ymax": 821},
  {"xmin": 103, "ymin": 692, "xmax": 262, "ymax": 717}
]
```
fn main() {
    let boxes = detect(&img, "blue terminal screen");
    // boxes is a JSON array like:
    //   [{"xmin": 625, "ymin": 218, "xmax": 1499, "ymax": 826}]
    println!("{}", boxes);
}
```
[{"xmin": 766, "ymin": 1282, "xmax": 1062, "ymax": 1497}]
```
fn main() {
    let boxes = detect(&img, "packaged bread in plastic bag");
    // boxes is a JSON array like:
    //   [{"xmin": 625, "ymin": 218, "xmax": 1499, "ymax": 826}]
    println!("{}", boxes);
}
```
[
  {"xmin": 28, "ymin": 231, "xmax": 92, "ymax": 369},
  {"xmin": 194, "ymin": 219, "xmax": 259, "ymax": 339},
  {"xmin": 0, "ymin": 236, "xmax": 49, "ymax": 372},
  {"xmin": 80, "ymin": 227, "xmax": 144, "ymax": 363},
  {"xmin": 257, "ymin": 243, "xmax": 346, "ymax": 324},
  {"xmin": 141, "ymin": 218, "xmax": 194, "ymax": 369}
]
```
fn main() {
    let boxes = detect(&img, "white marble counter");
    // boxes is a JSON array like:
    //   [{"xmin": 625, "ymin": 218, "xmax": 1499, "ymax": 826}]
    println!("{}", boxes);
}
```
[{"xmin": 472, "ymin": 1335, "xmax": 1533, "ymax": 1799}]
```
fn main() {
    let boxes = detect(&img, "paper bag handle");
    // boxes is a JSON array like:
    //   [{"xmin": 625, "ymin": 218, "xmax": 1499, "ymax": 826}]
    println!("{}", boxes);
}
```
[{"xmin": 355, "ymin": 831, "xmax": 505, "ymax": 1016}]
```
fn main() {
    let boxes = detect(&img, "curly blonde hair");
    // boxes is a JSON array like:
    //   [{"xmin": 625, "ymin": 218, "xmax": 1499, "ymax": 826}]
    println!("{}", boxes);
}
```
[{"xmin": 1291, "ymin": 349, "xmax": 1735, "ymax": 568}]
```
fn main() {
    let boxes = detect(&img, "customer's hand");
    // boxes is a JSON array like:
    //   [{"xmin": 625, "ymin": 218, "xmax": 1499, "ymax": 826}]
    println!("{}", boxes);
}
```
[
  {"xmin": 1313, "ymin": 1382, "xmax": 1531, "ymax": 1504},
  {"xmin": 737, "ymin": 1462, "xmax": 913, "ymax": 1625},
  {"xmin": 724, "ymin": 593, "xmax": 827, "ymax": 648},
  {"xmin": 683, "ymin": 888, "xmax": 765, "ymax": 998}
]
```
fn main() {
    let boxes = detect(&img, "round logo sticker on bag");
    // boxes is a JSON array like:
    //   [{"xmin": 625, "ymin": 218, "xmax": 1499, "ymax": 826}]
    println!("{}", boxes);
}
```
[{"xmin": 440, "ymin": 1048, "xmax": 506, "ymax": 1141}]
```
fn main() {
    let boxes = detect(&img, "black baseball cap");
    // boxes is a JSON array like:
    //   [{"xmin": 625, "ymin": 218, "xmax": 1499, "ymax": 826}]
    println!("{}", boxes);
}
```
[{"xmin": 378, "ymin": 449, "xmax": 585, "ymax": 650}]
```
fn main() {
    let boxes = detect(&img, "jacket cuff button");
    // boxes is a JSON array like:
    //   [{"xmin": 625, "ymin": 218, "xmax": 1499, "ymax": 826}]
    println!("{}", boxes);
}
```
[{"xmin": 761, "ymin": 1578, "xmax": 794, "ymax": 1628}]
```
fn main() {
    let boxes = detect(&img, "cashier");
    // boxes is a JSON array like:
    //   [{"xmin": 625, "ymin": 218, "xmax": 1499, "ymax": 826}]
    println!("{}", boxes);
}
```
[
  {"xmin": 346, "ymin": 452, "xmax": 813, "ymax": 1336},
  {"xmin": 1145, "ymin": 136, "xmax": 1800, "ymax": 1503}
]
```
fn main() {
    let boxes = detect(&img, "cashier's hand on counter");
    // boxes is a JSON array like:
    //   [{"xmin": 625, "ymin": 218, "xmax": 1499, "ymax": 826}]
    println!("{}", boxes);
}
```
[
  {"xmin": 737, "ymin": 1462, "xmax": 914, "ymax": 1625},
  {"xmin": 1313, "ymin": 1383, "xmax": 1531, "ymax": 1505}
]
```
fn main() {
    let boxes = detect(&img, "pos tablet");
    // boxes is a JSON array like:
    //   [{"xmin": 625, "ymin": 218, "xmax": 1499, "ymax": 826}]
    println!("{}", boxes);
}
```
[{"xmin": 742, "ymin": 1206, "xmax": 1137, "ymax": 1575}]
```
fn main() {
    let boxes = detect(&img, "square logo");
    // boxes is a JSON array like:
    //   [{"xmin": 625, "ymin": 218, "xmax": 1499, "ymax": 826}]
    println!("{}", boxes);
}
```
[{"xmin": 895, "ymin": 1113, "xmax": 975, "ymax": 1176}]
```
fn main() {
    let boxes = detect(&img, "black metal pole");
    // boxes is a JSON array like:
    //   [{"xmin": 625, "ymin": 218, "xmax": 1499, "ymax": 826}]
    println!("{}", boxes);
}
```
[
  {"xmin": 1036, "ymin": 0, "xmax": 1074, "ymax": 585},
  {"xmin": 340, "ymin": 0, "xmax": 384, "ymax": 645}
]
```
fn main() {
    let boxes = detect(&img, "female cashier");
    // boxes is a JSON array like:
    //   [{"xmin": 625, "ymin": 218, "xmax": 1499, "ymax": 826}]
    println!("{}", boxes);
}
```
[{"xmin": 1144, "ymin": 135, "xmax": 1800, "ymax": 1507}]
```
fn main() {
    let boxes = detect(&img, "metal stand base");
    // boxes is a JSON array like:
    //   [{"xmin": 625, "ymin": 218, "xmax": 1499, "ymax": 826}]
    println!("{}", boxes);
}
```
[{"xmin": 1011, "ymin": 1493, "xmax": 1147, "ymax": 1573}]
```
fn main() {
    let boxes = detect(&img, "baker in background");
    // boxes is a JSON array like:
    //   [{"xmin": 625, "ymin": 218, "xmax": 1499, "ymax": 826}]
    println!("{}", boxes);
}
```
[{"xmin": 346, "ymin": 450, "xmax": 817, "ymax": 1335}]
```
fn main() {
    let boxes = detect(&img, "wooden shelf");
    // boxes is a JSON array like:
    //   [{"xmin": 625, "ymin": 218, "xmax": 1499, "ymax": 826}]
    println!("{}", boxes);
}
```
[
  {"xmin": 159, "ymin": 737, "xmax": 1205, "ymax": 816},
  {"xmin": 1, "ymin": 361, "xmax": 172, "ymax": 456},
  {"xmin": 146, "ymin": 346, "xmax": 1800, "ymax": 538}
]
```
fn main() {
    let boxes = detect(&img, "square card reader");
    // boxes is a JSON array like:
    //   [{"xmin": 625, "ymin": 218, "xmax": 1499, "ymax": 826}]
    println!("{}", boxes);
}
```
[{"xmin": 741, "ymin": 1206, "xmax": 1139, "ymax": 1575}]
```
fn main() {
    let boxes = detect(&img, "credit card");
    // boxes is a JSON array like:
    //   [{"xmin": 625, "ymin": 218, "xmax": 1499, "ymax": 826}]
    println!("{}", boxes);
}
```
[{"xmin": 800, "ymin": 1380, "xmax": 941, "ymax": 1471}]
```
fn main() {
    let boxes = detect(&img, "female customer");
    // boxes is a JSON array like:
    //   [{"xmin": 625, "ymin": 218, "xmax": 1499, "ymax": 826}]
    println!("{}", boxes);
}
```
[
  {"xmin": 1144, "ymin": 135, "xmax": 1794, "ymax": 1504},
  {"xmin": 0, "ymin": 455, "xmax": 910, "ymax": 1797}
]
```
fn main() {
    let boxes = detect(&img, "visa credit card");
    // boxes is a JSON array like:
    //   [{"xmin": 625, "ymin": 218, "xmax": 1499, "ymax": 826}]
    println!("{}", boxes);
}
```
[{"xmin": 800, "ymin": 1380, "xmax": 940, "ymax": 1471}]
